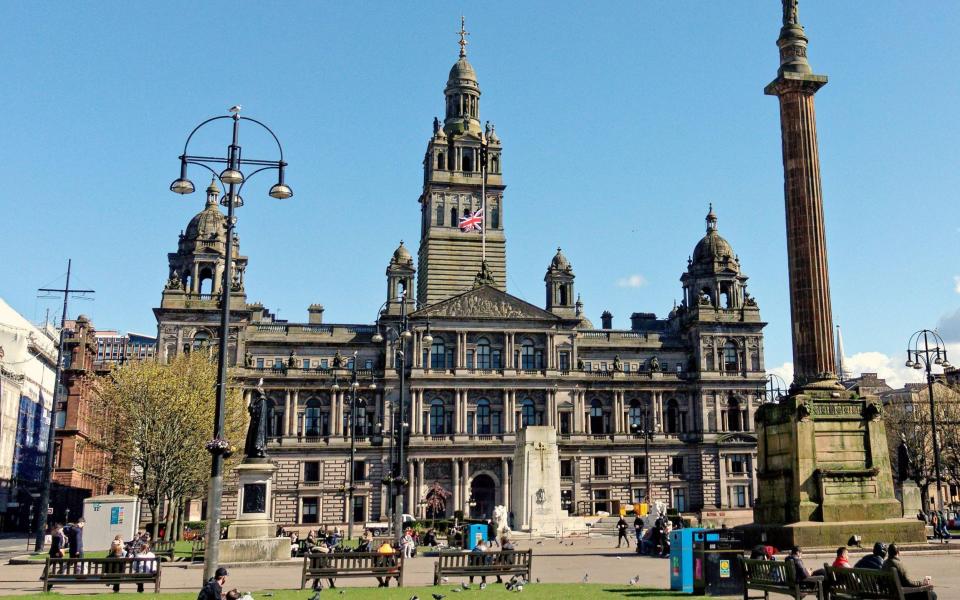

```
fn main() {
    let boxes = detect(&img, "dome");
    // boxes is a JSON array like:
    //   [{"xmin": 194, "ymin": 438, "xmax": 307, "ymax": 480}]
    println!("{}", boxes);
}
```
[
  {"xmin": 691, "ymin": 204, "xmax": 734, "ymax": 264},
  {"xmin": 448, "ymin": 57, "xmax": 477, "ymax": 83},
  {"xmin": 549, "ymin": 247, "xmax": 572, "ymax": 272},
  {"xmin": 391, "ymin": 240, "xmax": 413, "ymax": 264},
  {"xmin": 185, "ymin": 195, "xmax": 227, "ymax": 241}
]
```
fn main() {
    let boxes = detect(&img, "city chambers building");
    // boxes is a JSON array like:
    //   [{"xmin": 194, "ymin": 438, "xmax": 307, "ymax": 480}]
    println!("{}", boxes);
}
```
[{"xmin": 154, "ymin": 39, "xmax": 767, "ymax": 529}]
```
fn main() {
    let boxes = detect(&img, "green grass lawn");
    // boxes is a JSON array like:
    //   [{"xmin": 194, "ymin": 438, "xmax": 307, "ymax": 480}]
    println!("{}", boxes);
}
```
[
  {"xmin": 25, "ymin": 541, "xmax": 198, "ymax": 561},
  {"xmin": 4, "ymin": 584, "xmax": 687, "ymax": 600}
]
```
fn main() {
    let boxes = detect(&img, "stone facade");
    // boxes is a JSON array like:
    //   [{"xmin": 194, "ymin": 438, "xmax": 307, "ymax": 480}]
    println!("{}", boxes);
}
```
[{"xmin": 155, "ymin": 40, "xmax": 767, "ymax": 529}]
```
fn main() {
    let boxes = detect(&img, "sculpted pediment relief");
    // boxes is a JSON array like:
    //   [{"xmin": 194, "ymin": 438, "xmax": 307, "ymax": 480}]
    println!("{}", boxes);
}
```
[
  {"xmin": 414, "ymin": 285, "xmax": 560, "ymax": 321},
  {"xmin": 717, "ymin": 433, "xmax": 758, "ymax": 445}
]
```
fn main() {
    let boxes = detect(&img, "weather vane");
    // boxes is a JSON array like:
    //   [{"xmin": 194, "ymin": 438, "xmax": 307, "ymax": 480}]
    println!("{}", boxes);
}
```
[{"xmin": 457, "ymin": 16, "xmax": 469, "ymax": 58}]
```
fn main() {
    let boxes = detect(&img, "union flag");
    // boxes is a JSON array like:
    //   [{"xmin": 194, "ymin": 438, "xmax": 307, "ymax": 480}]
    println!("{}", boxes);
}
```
[{"xmin": 459, "ymin": 208, "xmax": 484, "ymax": 232}]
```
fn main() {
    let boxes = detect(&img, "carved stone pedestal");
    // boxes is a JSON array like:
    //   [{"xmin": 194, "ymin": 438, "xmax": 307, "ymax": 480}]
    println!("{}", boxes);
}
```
[
  {"xmin": 512, "ymin": 427, "xmax": 586, "ymax": 536},
  {"xmin": 740, "ymin": 387, "xmax": 925, "ymax": 548},
  {"xmin": 220, "ymin": 460, "xmax": 289, "ymax": 563}
]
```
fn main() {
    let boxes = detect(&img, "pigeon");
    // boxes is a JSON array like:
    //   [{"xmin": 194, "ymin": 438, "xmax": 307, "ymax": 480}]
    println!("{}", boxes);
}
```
[
  {"xmin": 432, "ymin": 595, "xmax": 446, "ymax": 600},
  {"xmin": 629, "ymin": 575, "xmax": 640, "ymax": 587},
  {"xmin": 515, "ymin": 585, "xmax": 523, "ymax": 592},
  {"xmin": 479, "ymin": 582, "xmax": 486, "ymax": 590},
  {"xmin": 308, "ymin": 592, "xmax": 321, "ymax": 600},
  {"xmin": 451, "ymin": 589, "xmax": 460, "ymax": 593},
  {"xmin": 535, "ymin": 578, "xmax": 540, "ymax": 584},
  {"xmin": 536, "ymin": 541, "xmax": 543, "ymax": 545},
  {"xmin": 582, "ymin": 573, "xmax": 589, "ymax": 583},
  {"xmin": 441, "ymin": 577, "xmax": 449, "ymax": 584},
  {"xmin": 338, "ymin": 592, "xmax": 345, "ymax": 596},
  {"xmin": 410, "ymin": 597, "xmax": 420, "ymax": 600},
  {"xmin": 461, "ymin": 582, "xmax": 470, "ymax": 590},
  {"xmin": 616, "ymin": 556, "xmax": 622, "ymax": 560}
]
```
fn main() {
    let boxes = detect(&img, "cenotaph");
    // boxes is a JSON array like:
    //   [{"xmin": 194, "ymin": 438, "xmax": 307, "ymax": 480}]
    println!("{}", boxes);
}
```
[
  {"xmin": 512, "ymin": 427, "xmax": 585, "ymax": 536},
  {"xmin": 743, "ymin": 0, "xmax": 924, "ymax": 547}
]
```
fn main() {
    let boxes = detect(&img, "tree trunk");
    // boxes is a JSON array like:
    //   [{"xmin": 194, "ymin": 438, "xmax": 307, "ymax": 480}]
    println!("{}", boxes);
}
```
[
  {"xmin": 149, "ymin": 501, "xmax": 159, "ymax": 540},
  {"xmin": 164, "ymin": 496, "xmax": 176, "ymax": 541}
]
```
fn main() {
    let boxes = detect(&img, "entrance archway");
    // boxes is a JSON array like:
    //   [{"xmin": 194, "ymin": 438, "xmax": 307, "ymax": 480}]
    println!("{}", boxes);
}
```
[{"xmin": 469, "ymin": 474, "xmax": 496, "ymax": 519}]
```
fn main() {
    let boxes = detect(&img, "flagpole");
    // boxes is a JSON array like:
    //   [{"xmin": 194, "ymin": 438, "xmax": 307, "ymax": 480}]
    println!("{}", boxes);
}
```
[{"xmin": 480, "ymin": 135, "xmax": 487, "ymax": 262}]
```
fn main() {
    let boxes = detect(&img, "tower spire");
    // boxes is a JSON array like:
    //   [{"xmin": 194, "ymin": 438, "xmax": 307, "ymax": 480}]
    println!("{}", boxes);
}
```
[{"xmin": 457, "ymin": 16, "xmax": 469, "ymax": 58}]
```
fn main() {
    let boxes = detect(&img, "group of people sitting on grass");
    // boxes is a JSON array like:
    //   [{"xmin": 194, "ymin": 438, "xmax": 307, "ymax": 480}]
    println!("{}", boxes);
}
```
[{"xmin": 750, "ymin": 542, "xmax": 936, "ymax": 600}]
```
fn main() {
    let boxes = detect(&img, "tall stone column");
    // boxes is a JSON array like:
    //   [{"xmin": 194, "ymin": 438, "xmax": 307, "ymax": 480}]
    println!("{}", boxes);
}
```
[
  {"xmin": 283, "ymin": 390, "xmax": 292, "ymax": 436},
  {"xmin": 462, "ymin": 460, "xmax": 471, "ymax": 513},
  {"xmin": 765, "ymin": 1, "xmax": 836, "ymax": 388},
  {"xmin": 417, "ymin": 460, "xmax": 425, "ymax": 517},
  {"xmin": 501, "ymin": 457, "xmax": 510, "ymax": 514},
  {"xmin": 452, "ymin": 459, "xmax": 460, "ymax": 511}
]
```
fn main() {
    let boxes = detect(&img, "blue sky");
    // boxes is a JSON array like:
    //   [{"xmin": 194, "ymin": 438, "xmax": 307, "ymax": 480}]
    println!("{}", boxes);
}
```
[{"xmin": 1, "ymin": 2, "xmax": 958, "ymax": 387}]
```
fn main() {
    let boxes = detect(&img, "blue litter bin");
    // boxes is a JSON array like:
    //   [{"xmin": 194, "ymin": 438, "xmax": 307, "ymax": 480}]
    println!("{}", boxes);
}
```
[
  {"xmin": 669, "ymin": 527, "xmax": 703, "ymax": 593},
  {"xmin": 465, "ymin": 524, "xmax": 487, "ymax": 550}
]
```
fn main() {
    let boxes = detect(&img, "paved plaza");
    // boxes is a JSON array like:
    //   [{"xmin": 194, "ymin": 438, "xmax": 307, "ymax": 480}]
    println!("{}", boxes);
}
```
[{"xmin": 1, "ymin": 537, "xmax": 959, "ymax": 597}]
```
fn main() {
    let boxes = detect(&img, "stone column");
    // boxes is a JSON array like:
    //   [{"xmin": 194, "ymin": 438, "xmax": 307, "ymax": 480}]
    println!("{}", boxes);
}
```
[
  {"xmin": 290, "ymin": 389, "xmax": 299, "ymax": 435},
  {"xmin": 332, "ymin": 390, "xmax": 342, "ymax": 436},
  {"xmin": 407, "ymin": 461, "xmax": 416, "ymax": 513},
  {"xmin": 283, "ymin": 390, "xmax": 292, "ymax": 436},
  {"xmin": 765, "ymin": 14, "xmax": 836, "ymax": 387},
  {"xmin": 462, "ymin": 460, "xmax": 471, "ymax": 513},
  {"xmin": 417, "ymin": 460, "xmax": 426, "ymax": 518},
  {"xmin": 717, "ymin": 452, "xmax": 727, "ymax": 508},
  {"xmin": 501, "ymin": 457, "xmax": 511, "ymax": 516},
  {"xmin": 452, "ymin": 459, "xmax": 461, "ymax": 511}
]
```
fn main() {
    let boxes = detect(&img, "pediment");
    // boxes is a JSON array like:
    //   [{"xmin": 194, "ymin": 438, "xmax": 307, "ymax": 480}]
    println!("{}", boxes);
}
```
[
  {"xmin": 717, "ymin": 432, "xmax": 758, "ymax": 445},
  {"xmin": 413, "ymin": 285, "xmax": 560, "ymax": 321}
]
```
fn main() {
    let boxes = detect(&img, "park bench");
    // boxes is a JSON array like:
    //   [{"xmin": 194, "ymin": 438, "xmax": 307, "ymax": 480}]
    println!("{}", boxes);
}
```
[
  {"xmin": 42, "ymin": 557, "xmax": 161, "ymax": 593},
  {"xmin": 822, "ymin": 564, "xmax": 935, "ymax": 600},
  {"xmin": 190, "ymin": 539, "xmax": 206, "ymax": 562},
  {"xmin": 741, "ymin": 557, "xmax": 823, "ymax": 600},
  {"xmin": 433, "ymin": 550, "xmax": 533, "ymax": 586},
  {"xmin": 152, "ymin": 540, "xmax": 176, "ymax": 562},
  {"xmin": 300, "ymin": 551, "xmax": 405, "ymax": 589}
]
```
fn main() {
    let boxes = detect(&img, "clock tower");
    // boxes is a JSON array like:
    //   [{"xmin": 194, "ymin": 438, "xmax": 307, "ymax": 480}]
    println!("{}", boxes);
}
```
[{"xmin": 417, "ymin": 19, "xmax": 506, "ymax": 307}]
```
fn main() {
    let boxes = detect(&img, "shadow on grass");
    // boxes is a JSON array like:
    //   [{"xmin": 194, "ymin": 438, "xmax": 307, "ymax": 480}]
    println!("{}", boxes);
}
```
[{"xmin": 601, "ymin": 588, "xmax": 687, "ymax": 597}]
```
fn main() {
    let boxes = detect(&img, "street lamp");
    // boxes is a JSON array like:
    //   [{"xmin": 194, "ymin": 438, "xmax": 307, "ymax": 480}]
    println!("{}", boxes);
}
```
[
  {"xmin": 760, "ymin": 373, "xmax": 788, "ymax": 404},
  {"xmin": 630, "ymin": 409, "xmax": 653, "ymax": 502},
  {"xmin": 347, "ymin": 352, "xmax": 360, "ymax": 541},
  {"xmin": 905, "ymin": 329, "xmax": 952, "ymax": 512},
  {"xmin": 170, "ymin": 107, "xmax": 292, "ymax": 582},
  {"xmin": 371, "ymin": 292, "xmax": 431, "ymax": 538}
]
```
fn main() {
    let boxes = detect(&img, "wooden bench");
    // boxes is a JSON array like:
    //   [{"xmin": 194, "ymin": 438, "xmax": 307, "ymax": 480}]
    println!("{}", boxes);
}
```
[
  {"xmin": 42, "ymin": 557, "xmax": 161, "ymax": 593},
  {"xmin": 300, "ymin": 551, "xmax": 404, "ymax": 589},
  {"xmin": 190, "ymin": 539, "xmax": 206, "ymax": 562},
  {"xmin": 823, "ymin": 564, "xmax": 935, "ymax": 600},
  {"xmin": 433, "ymin": 550, "xmax": 533, "ymax": 586},
  {"xmin": 741, "ymin": 557, "xmax": 822, "ymax": 600},
  {"xmin": 152, "ymin": 540, "xmax": 176, "ymax": 562}
]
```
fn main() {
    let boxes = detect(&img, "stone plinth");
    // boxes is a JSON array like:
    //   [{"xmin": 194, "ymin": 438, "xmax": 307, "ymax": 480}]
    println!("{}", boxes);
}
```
[
  {"xmin": 228, "ymin": 460, "xmax": 277, "ymax": 540},
  {"xmin": 898, "ymin": 481, "xmax": 923, "ymax": 519},
  {"xmin": 512, "ymin": 427, "xmax": 586, "ymax": 536}
]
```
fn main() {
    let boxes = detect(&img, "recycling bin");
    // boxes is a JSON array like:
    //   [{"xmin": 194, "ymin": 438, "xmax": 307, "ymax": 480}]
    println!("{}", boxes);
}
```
[
  {"xmin": 669, "ymin": 527, "xmax": 704, "ymax": 593},
  {"xmin": 465, "ymin": 523, "xmax": 487, "ymax": 550},
  {"xmin": 692, "ymin": 529, "xmax": 744, "ymax": 596}
]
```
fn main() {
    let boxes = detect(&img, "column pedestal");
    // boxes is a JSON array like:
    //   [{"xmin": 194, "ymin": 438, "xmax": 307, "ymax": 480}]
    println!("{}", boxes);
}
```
[{"xmin": 221, "ymin": 460, "xmax": 289, "ymax": 563}]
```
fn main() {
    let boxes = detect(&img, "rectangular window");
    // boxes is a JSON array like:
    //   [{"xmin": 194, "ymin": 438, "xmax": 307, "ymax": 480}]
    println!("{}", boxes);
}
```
[
  {"xmin": 671, "ymin": 456, "xmax": 685, "ymax": 475},
  {"xmin": 734, "ymin": 485, "xmax": 747, "ymax": 508},
  {"xmin": 559, "ymin": 352, "xmax": 570, "ymax": 371},
  {"xmin": 353, "ymin": 460, "xmax": 366, "ymax": 482},
  {"xmin": 352, "ymin": 496, "xmax": 366, "ymax": 522},
  {"xmin": 273, "ymin": 358, "xmax": 283, "ymax": 369},
  {"xmin": 633, "ymin": 488, "xmax": 646, "ymax": 504},
  {"xmin": 492, "ymin": 350, "xmax": 501, "ymax": 369},
  {"xmin": 491, "ymin": 412, "xmax": 501, "ymax": 434},
  {"xmin": 633, "ymin": 456, "xmax": 647, "ymax": 476},
  {"xmin": 466, "ymin": 350, "xmax": 475, "ymax": 369},
  {"xmin": 662, "ymin": 362, "xmax": 669, "ymax": 372},
  {"xmin": 302, "ymin": 358, "xmax": 310, "ymax": 369},
  {"xmin": 561, "ymin": 489, "xmax": 573, "ymax": 513},
  {"xmin": 467, "ymin": 413, "xmax": 474, "ymax": 435},
  {"xmin": 303, "ymin": 461, "xmax": 320, "ymax": 483},
  {"xmin": 672, "ymin": 488, "xmax": 686, "ymax": 512},
  {"xmin": 302, "ymin": 498, "xmax": 319, "ymax": 524},
  {"xmin": 321, "ymin": 358, "xmax": 329, "ymax": 369},
  {"xmin": 730, "ymin": 454, "xmax": 746, "ymax": 474},
  {"xmin": 560, "ymin": 459, "xmax": 573, "ymax": 478},
  {"xmin": 347, "ymin": 358, "xmax": 355, "ymax": 369},
  {"xmin": 593, "ymin": 457, "xmax": 608, "ymax": 477},
  {"xmin": 593, "ymin": 489, "xmax": 610, "ymax": 514},
  {"xmin": 365, "ymin": 359, "xmax": 374, "ymax": 369},
  {"xmin": 624, "ymin": 362, "xmax": 631, "ymax": 373},
  {"xmin": 600, "ymin": 362, "xmax": 608, "ymax": 372},
  {"xmin": 584, "ymin": 362, "xmax": 592, "ymax": 372}
]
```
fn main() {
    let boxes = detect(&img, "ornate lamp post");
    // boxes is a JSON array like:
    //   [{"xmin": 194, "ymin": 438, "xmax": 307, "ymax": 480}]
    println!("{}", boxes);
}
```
[
  {"xmin": 169, "ymin": 107, "xmax": 292, "ymax": 581},
  {"xmin": 630, "ymin": 411, "xmax": 653, "ymax": 502},
  {"xmin": 371, "ymin": 292, "xmax": 431, "ymax": 538},
  {"xmin": 905, "ymin": 329, "xmax": 952, "ymax": 512},
  {"xmin": 346, "ymin": 353, "xmax": 360, "ymax": 540}
]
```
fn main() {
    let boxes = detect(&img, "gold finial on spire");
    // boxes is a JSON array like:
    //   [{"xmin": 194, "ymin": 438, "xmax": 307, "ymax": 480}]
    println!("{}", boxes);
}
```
[{"xmin": 457, "ymin": 15, "xmax": 469, "ymax": 58}]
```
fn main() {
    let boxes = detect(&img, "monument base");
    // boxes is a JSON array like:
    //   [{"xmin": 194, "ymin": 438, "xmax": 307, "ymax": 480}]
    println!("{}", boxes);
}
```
[
  {"xmin": 738, "ymin": 518, "xmax": 926, "ymax": 549},
  {"xmin": 898, "ymin": 482, "xmax": 923, "ymax": 519},
  {"xmin": 526, "ymin": 515, "xmax": 588, "ymax": 537},
  {"xmin": 228, "ymin": 519, "xmax": 276, "ymax": 540},
  {"xmin": 218, "ymin": 537, "xmax": 290, "ymax": 564}
]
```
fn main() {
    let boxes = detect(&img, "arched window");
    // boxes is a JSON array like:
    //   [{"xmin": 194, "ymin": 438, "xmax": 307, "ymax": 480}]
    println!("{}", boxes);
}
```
[
  {"xmin": 476, "ymin": 337, "xmax": 491, "ymax": 369},
  {"xmin": 192, "ymin": 330, "xmax": 210, "ymax": 351},
  {"xmin": 723, "ymin": 341, "xmax": 739, "ymax": 372},
  {"xmin": 521, "ymin": 399, "xmax": 536, "ymax": 428},
  {"xmin": 666, "ymin": 399, "xmax": 680, "ymax": 434},
  {"xmin": 436, "ymin": 202, "xmax": 444, "ymax": 226},
  {"xmin": 462, "ymin": 151, "xmax": 473, "ymax": 173},
  {"xmin": 430, "ymin": 399, "xmax": 445, "ymax": 435},
  {"xmin": 198, "ymin": 266, "xmax": 214, "ymax": 295},
  {"xmin": 521, "ymin": 340, "xmax": 536, "ymax": 370},
  {"xmin": 451, "ymin": 207, "xmax": 458, "ymax": 226},
  {"xmin": 491, "ymin": 156, "xmax": 500, "ymax": 173},
  {"xmin": 559, "ymin": 285, "xmax": 568, "ymax": 306},
  {"xmin": 437, "ymin": 151, "xmax": 446, "ymax": 170},
  {"xmin": 727, "ymin": 397, "xmax": 743, "ymax": 432},
  {"xmin": 305, "ymin": 398, "xmax": 323, "ymax": 437},
  {"xmin": 431, "ymin": 338, "xmax": 447, "ymax": 369},
  {"xmin": 476, "ymin": 399, "xmax": 491, "ymax": 434}
]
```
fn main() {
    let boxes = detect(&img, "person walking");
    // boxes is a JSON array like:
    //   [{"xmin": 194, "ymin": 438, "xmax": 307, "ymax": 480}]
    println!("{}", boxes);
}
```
[
  {"xmin": 487, "ymin": 520, "xmax": 499, "ymax": 548},
  {"xmin": 48, "ymin": 523, "xmax": 66, "ymax": 558},
  {"xmin": 616, "ymin": 516, "xmax": 630, "ymax": 548},
  {"xmin": 883, "ymin": 544, "xmax": 937, "ymax": 600},
  {"xmin": 63, "ymin": 518, "xmax": 85, "ymax": 559},
  {"xmin": 633, "ymin": 513, "xmax": 644, "ymax": 547}
]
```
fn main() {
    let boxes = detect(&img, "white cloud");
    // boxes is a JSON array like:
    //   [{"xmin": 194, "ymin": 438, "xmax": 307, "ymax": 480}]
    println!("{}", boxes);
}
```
[
  {"xmin": 768, "ymin": 361, "xmax": 794, "ymax": 389},
  {"xmin": 616, "ymin": 274, "xmax": 647, "ymax": 288},
  {"xmin": 954, "ymin": 276, "xmax": 960, "ymax": 294},
  {"xmin": 842, "ymin": 351, "xmax": 922, "ymax": 389}
]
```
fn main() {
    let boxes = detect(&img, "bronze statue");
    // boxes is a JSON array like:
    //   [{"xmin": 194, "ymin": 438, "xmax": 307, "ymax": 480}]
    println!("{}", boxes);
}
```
[
  {"xmin": 244, "ymin": 379, "xmax": 269, "ymax": 460},
  {"xmin": 613, "ymin": 355, "xmax": 623, "ymax": 372},
  {"xmin": 783, "ymin": 0, "xmax": 798, "ymax": 26},
  {"xmin": 333, "ymin": 349, "xmax": 345, "ymax": 369}
]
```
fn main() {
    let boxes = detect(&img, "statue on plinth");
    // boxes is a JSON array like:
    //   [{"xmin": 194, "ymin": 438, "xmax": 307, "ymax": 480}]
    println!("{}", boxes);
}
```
[{"xmin": 243, "ymin": 379, "xmax": 269, "ymax": 460}]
